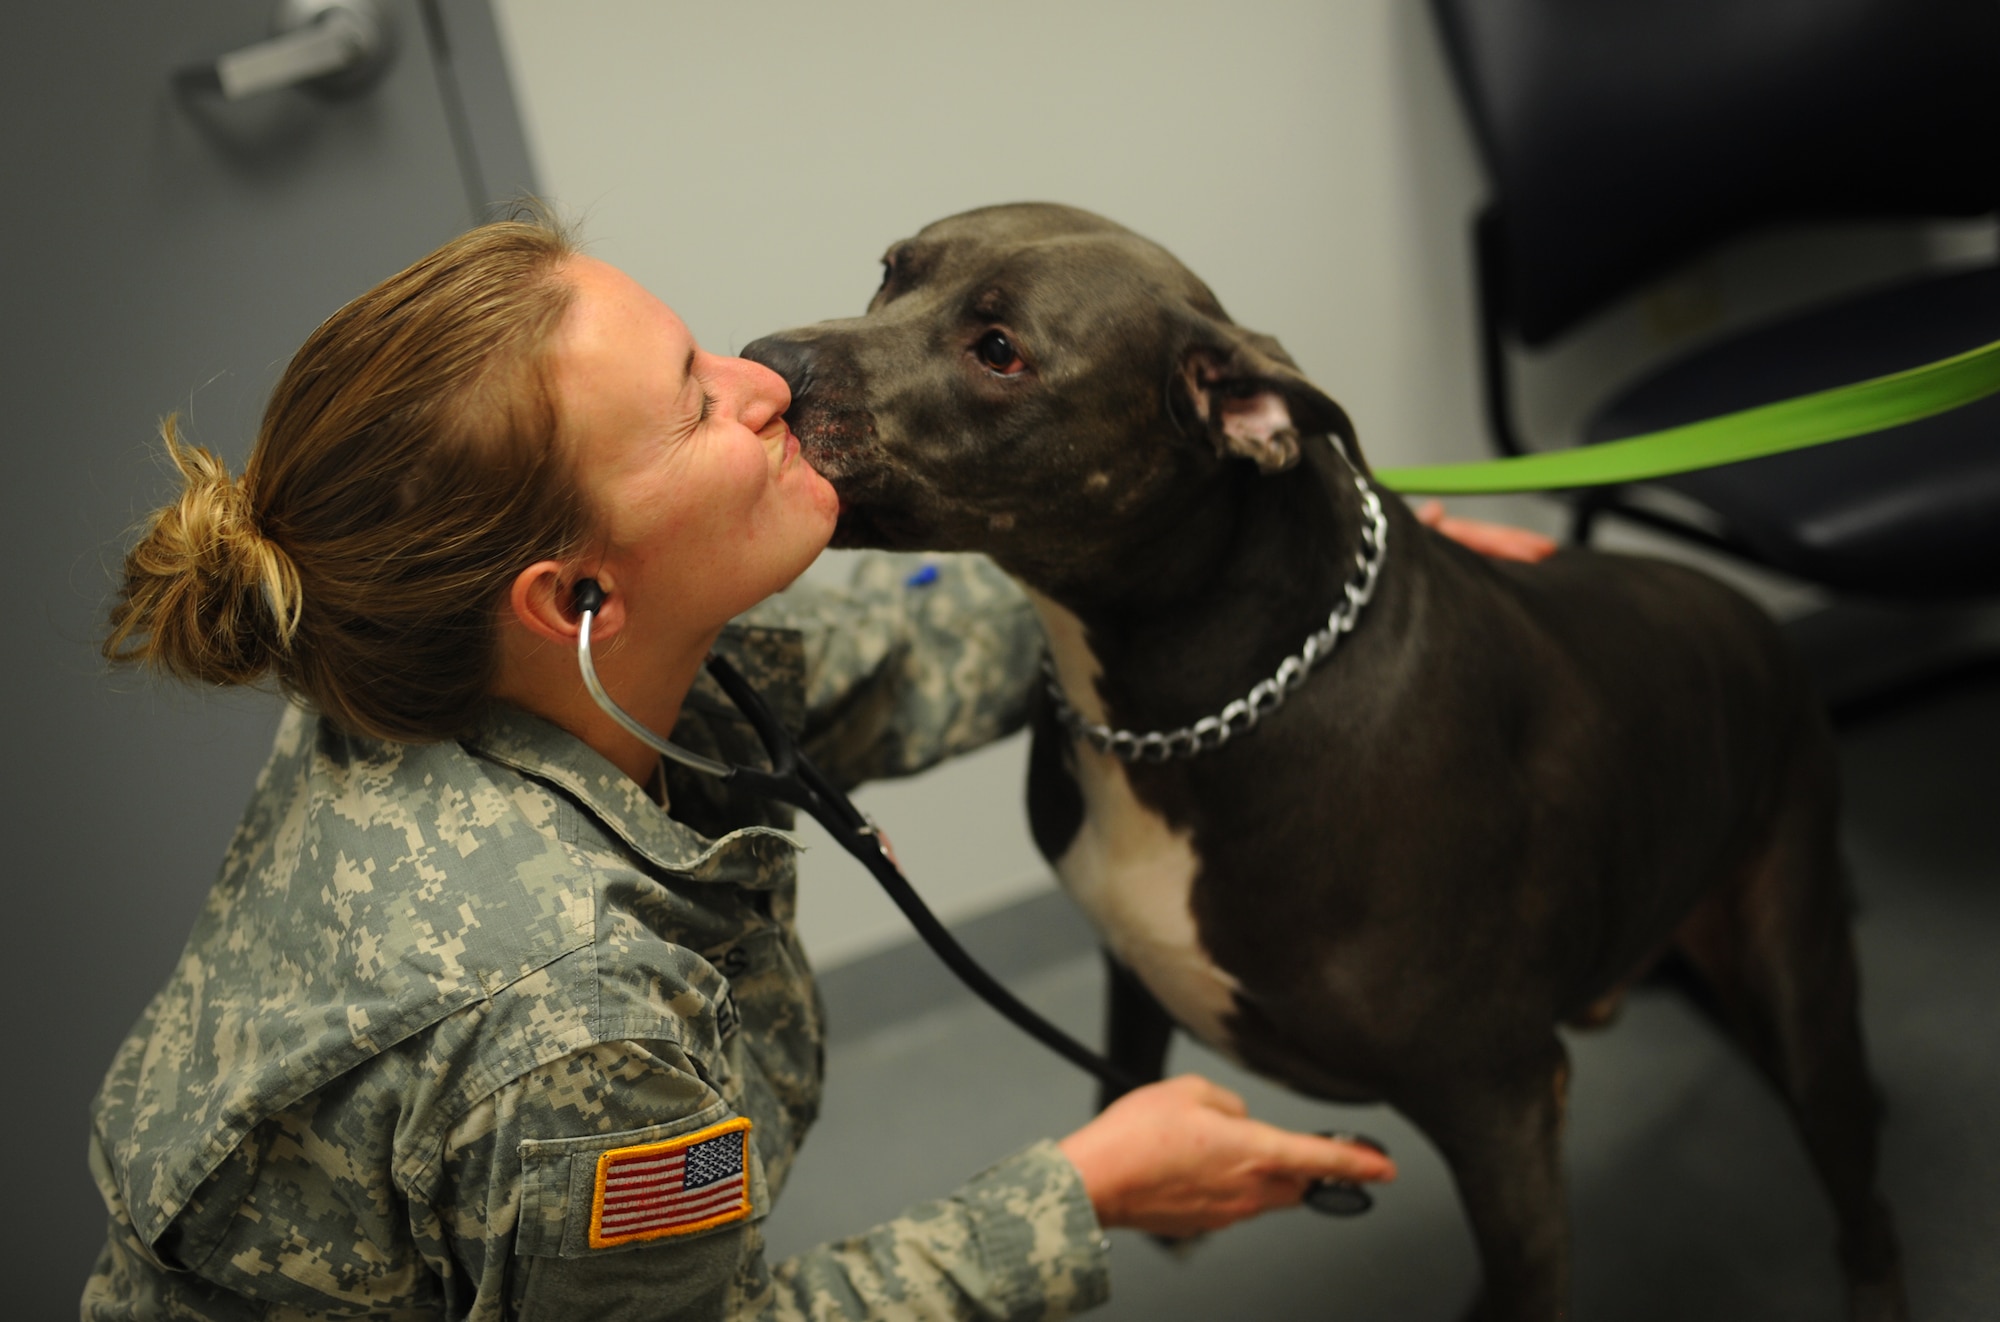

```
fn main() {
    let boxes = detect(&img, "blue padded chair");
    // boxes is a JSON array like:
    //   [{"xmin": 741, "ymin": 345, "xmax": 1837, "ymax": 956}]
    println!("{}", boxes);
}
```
[{"xmin": 1430, "ymin": 0, "xmax": 2000, "ymax": 601}]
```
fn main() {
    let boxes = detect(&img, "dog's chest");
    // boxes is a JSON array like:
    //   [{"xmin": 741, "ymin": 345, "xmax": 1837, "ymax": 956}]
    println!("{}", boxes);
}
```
[{"xmin": 1027, "ymin": 591, "xmax": 1243, "ymax": 1055}]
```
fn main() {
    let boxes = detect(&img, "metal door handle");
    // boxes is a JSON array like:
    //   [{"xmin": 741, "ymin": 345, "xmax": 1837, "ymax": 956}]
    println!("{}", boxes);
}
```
[{"xmin": 182, "ymin": 0, "xmax": 395, "ymax": 101}]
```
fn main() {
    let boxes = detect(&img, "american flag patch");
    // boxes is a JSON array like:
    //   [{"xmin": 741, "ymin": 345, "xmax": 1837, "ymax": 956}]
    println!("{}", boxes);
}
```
[{"xmin": 588, "ymin": 1116, "xmax": 753, "ymax": 1248}]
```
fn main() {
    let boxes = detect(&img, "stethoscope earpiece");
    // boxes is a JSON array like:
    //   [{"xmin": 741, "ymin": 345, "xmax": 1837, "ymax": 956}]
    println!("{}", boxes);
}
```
[{"xmin": 572, "ymin": 578, "xmax": 731, "ymax": 778}]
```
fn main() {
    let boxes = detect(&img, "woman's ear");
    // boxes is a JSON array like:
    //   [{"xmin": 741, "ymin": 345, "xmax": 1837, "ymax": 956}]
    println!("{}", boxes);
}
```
[{"xmin": 507, "ymin": 560, "xmax": 622, "ymax": 646}]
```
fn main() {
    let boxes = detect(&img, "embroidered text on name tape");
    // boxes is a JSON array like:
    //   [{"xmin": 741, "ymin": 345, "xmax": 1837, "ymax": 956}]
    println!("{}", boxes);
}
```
[{"xmin": 588, "ymin": 1116, "xmax": 753, "ymax": 1248}]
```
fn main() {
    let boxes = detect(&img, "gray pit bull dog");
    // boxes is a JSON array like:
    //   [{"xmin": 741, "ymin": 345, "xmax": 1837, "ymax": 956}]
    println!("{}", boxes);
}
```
[{"xmin": 743, "ymin": 203, "xmax": 1904, "ymax": 1322}]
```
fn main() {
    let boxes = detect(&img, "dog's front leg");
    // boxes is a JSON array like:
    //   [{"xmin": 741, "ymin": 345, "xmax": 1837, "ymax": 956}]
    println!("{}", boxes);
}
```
[
  {"xmin": 1099, "ymin": 950, "xmax": 1174, "ymax": 1112},
  {"xmin": 1400, "ymin": 1039, "xmax": 1573, "ymax": 1322}
]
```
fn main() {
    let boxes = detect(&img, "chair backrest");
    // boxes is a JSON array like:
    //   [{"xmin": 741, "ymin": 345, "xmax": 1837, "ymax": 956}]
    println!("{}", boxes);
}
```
[{"xmin": 1431, "ymin": 0, "xmax": 2000, "ymax": 347}]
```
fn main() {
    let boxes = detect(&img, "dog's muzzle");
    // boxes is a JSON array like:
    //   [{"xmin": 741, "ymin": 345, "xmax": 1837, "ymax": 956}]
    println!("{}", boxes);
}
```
[{"xmin": 743, "ymin": 334, "xmax": 878, "ymax": 478}]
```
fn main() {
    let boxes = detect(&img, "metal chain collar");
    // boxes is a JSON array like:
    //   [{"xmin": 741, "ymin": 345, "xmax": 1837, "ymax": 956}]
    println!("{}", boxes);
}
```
[{"xmin": 1043, "ymin": 470, "xmax": 1388, "ymax": 763}]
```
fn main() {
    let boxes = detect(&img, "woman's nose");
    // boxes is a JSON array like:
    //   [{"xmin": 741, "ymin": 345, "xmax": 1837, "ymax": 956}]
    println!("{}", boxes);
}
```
[
  {"xmin": 713, "ymin": 351, "xmax": 792, "ymax": 429},
  {"xmin": 740, "ymin": 335, "xmax": 817, "ymax": 409}
]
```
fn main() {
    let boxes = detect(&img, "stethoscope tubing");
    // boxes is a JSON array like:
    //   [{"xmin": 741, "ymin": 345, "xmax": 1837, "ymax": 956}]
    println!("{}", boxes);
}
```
[
  {"xmin": 572, "ymin": 581, "xmax": 1378, "ymax": 1215},
  {"xmin": 573, "ymin": 584, "xmax": 1140, "ymax": 1092},
  {"xmin": 577, "ymin": 605, "xmax": 733, "ymax": 778}
]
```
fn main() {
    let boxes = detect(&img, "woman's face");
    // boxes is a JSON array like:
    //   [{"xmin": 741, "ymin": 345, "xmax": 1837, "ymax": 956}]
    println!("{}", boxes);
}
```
[{"xmin": 550, "ymin": 256, "xmax": 839, "ymax": 639}]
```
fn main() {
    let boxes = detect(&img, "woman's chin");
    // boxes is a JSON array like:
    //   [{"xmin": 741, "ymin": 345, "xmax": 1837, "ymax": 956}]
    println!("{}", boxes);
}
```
[{"xmin": 809, "ymin": 468, "xmax": 842, "ymax": 524}]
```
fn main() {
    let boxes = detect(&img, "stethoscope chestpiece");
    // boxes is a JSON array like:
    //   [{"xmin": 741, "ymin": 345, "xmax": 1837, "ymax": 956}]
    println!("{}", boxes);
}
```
[{"xmin": 1304, "ymin": 1132, "xmax": 1389, "ymax": 1216}]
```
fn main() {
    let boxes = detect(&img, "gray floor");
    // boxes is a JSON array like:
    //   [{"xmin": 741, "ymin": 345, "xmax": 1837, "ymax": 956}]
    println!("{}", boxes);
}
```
[{"xmin": 763, "ymin": 659, "xmax": 2000, "ymax": 1320}]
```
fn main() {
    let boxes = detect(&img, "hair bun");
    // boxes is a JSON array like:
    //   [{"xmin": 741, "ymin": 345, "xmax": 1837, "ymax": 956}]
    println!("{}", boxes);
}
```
[{"xmin": 103, "ymin": 416, "xmax": 302, "ymax": 685}]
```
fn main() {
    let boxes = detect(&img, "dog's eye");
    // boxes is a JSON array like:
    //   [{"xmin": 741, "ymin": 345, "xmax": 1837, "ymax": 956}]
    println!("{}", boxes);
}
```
[{"xmin": 974, "ymin": 329, "xmax": 1026, "ymax": 376}]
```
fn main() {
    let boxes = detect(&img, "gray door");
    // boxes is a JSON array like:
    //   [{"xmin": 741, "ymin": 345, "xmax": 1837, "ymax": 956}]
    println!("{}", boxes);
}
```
[{"xmin": 0, "ymin": 2, "xmax": 537, "ymax": 1310}]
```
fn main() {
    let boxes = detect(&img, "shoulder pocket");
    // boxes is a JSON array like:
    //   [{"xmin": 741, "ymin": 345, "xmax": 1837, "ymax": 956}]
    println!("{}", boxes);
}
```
[{"xmin": 516, "ymin": 1103, "xmax": 769, "ymax": 1259}]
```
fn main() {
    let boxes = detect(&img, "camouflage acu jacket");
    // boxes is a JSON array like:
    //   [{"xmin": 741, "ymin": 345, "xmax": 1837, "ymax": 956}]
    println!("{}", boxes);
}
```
[{"xmin": 83, "ymin": 555, "xmax": 1109, "ymax": 1322}]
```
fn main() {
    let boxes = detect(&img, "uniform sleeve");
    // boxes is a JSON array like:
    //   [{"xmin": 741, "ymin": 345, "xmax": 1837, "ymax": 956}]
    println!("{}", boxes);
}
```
[
  {"xmin": 741, "ymin": 553, "xmax": 1045, "ymax": 791},
  {"xmin": 453, "ymin": 1041, "xmax": 1109, "ymax": 1322}
]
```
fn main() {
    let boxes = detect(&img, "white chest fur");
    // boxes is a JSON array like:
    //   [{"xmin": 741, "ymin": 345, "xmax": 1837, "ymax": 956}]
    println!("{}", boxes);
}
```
[{"xmin": 1026, "ymin": 590, "xmax": 1243, "ymax": 1056}]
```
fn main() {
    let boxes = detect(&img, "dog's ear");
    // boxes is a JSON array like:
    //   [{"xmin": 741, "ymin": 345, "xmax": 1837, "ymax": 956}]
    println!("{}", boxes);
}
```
[{"xmin": 1177, "ymin": 328, "xmax": 1356, "ymax": 474}]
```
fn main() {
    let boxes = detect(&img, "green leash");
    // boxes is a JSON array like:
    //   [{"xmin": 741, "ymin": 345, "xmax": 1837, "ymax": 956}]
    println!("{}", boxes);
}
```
[{"xmin": 1373, "ymin": 336, "xmax": 2000, "ymax": 496}]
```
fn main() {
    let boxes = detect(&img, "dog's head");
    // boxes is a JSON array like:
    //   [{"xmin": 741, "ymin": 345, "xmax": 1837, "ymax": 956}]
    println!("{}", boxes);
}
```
[{"xmin": 743, "ymin": 203, "xmax": 1358, "ymax": 585}]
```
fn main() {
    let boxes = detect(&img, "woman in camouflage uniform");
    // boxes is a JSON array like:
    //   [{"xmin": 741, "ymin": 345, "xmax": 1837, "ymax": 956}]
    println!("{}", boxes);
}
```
[{"xmin": 83, "ymin": 219, "xmax": 1407, "ymax": 1321}]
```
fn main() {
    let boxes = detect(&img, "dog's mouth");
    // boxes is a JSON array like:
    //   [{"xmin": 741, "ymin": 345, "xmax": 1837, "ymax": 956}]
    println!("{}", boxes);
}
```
[
  {"xmin": 755, "ymin": 343, "xmax": 930, "ymax": 550},
  {"xmin": 828, "ymin": 504, "xmax": 887, "ymax": 550},
  {"xmin": 792, "ymin": 422, "xmax": 938, "ymax": 551},
  {"xmin": 823, "ymin": 485, "xmax": 927, "ymax": 550},
  {"xmin": 790, "ymin": 411, "xmax": 892, "ymax": 548},
  {"xmin": 786, "ymin": 394, "xmax": 874, "ymax": 471},
  {"xmin": 795, "ymin": 430, "xmax": 853, "ymax": 482}
]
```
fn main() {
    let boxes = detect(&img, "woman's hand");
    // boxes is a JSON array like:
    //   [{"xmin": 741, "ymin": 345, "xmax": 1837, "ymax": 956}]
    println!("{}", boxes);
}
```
[
  {"xmin": 1056, "ymin": 1074, "xmax": 1396, "ymax": 1238},
  {"xmin": 1417, "ymin": 499, "xmax": 1559, "ymax": 563}
]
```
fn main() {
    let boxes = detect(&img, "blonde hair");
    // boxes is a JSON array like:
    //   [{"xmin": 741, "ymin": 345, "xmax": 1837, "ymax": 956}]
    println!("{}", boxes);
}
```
[{"xmin": 105, "ymin": 218, "xmax": 586, "ymax": 743}]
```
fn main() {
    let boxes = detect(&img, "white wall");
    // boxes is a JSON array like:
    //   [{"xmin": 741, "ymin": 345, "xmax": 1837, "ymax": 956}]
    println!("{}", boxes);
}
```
[
  {"xmin": 494, "ymin": 1, "xmax": 1494, "ymax": 467},
  {"xmin": 490, "ymin": 0, "xmax": 1978, "ymax": 967}
]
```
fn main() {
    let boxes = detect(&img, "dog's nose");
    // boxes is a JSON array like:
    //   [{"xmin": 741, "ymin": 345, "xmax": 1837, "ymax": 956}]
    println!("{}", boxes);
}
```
[{"xmin": 741, "ymin": 335, "xmax": 816, "ymax": 403}]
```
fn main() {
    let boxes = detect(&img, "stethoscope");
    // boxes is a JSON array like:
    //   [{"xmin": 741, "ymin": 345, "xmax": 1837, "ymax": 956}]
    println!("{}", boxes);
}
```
[{"xmin": 573, "ymin": 577, "xmax": 1384, "ymax": 1216}]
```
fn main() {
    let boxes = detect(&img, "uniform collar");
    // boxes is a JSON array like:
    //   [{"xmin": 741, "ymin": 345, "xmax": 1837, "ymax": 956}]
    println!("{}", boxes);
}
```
[{"xmin": 467, "ymin": 699, "xmax": 804, "ymax": 886}]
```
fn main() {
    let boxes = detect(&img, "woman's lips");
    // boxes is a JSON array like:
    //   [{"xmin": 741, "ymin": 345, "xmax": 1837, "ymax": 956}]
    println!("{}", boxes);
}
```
[
  {"xmin": 786, "ymin": 425, "xmax": 845, "ymax": 512},
  {"xmin": 788, "ymin": 428, "xmax": 828, "ymax": 474}
]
